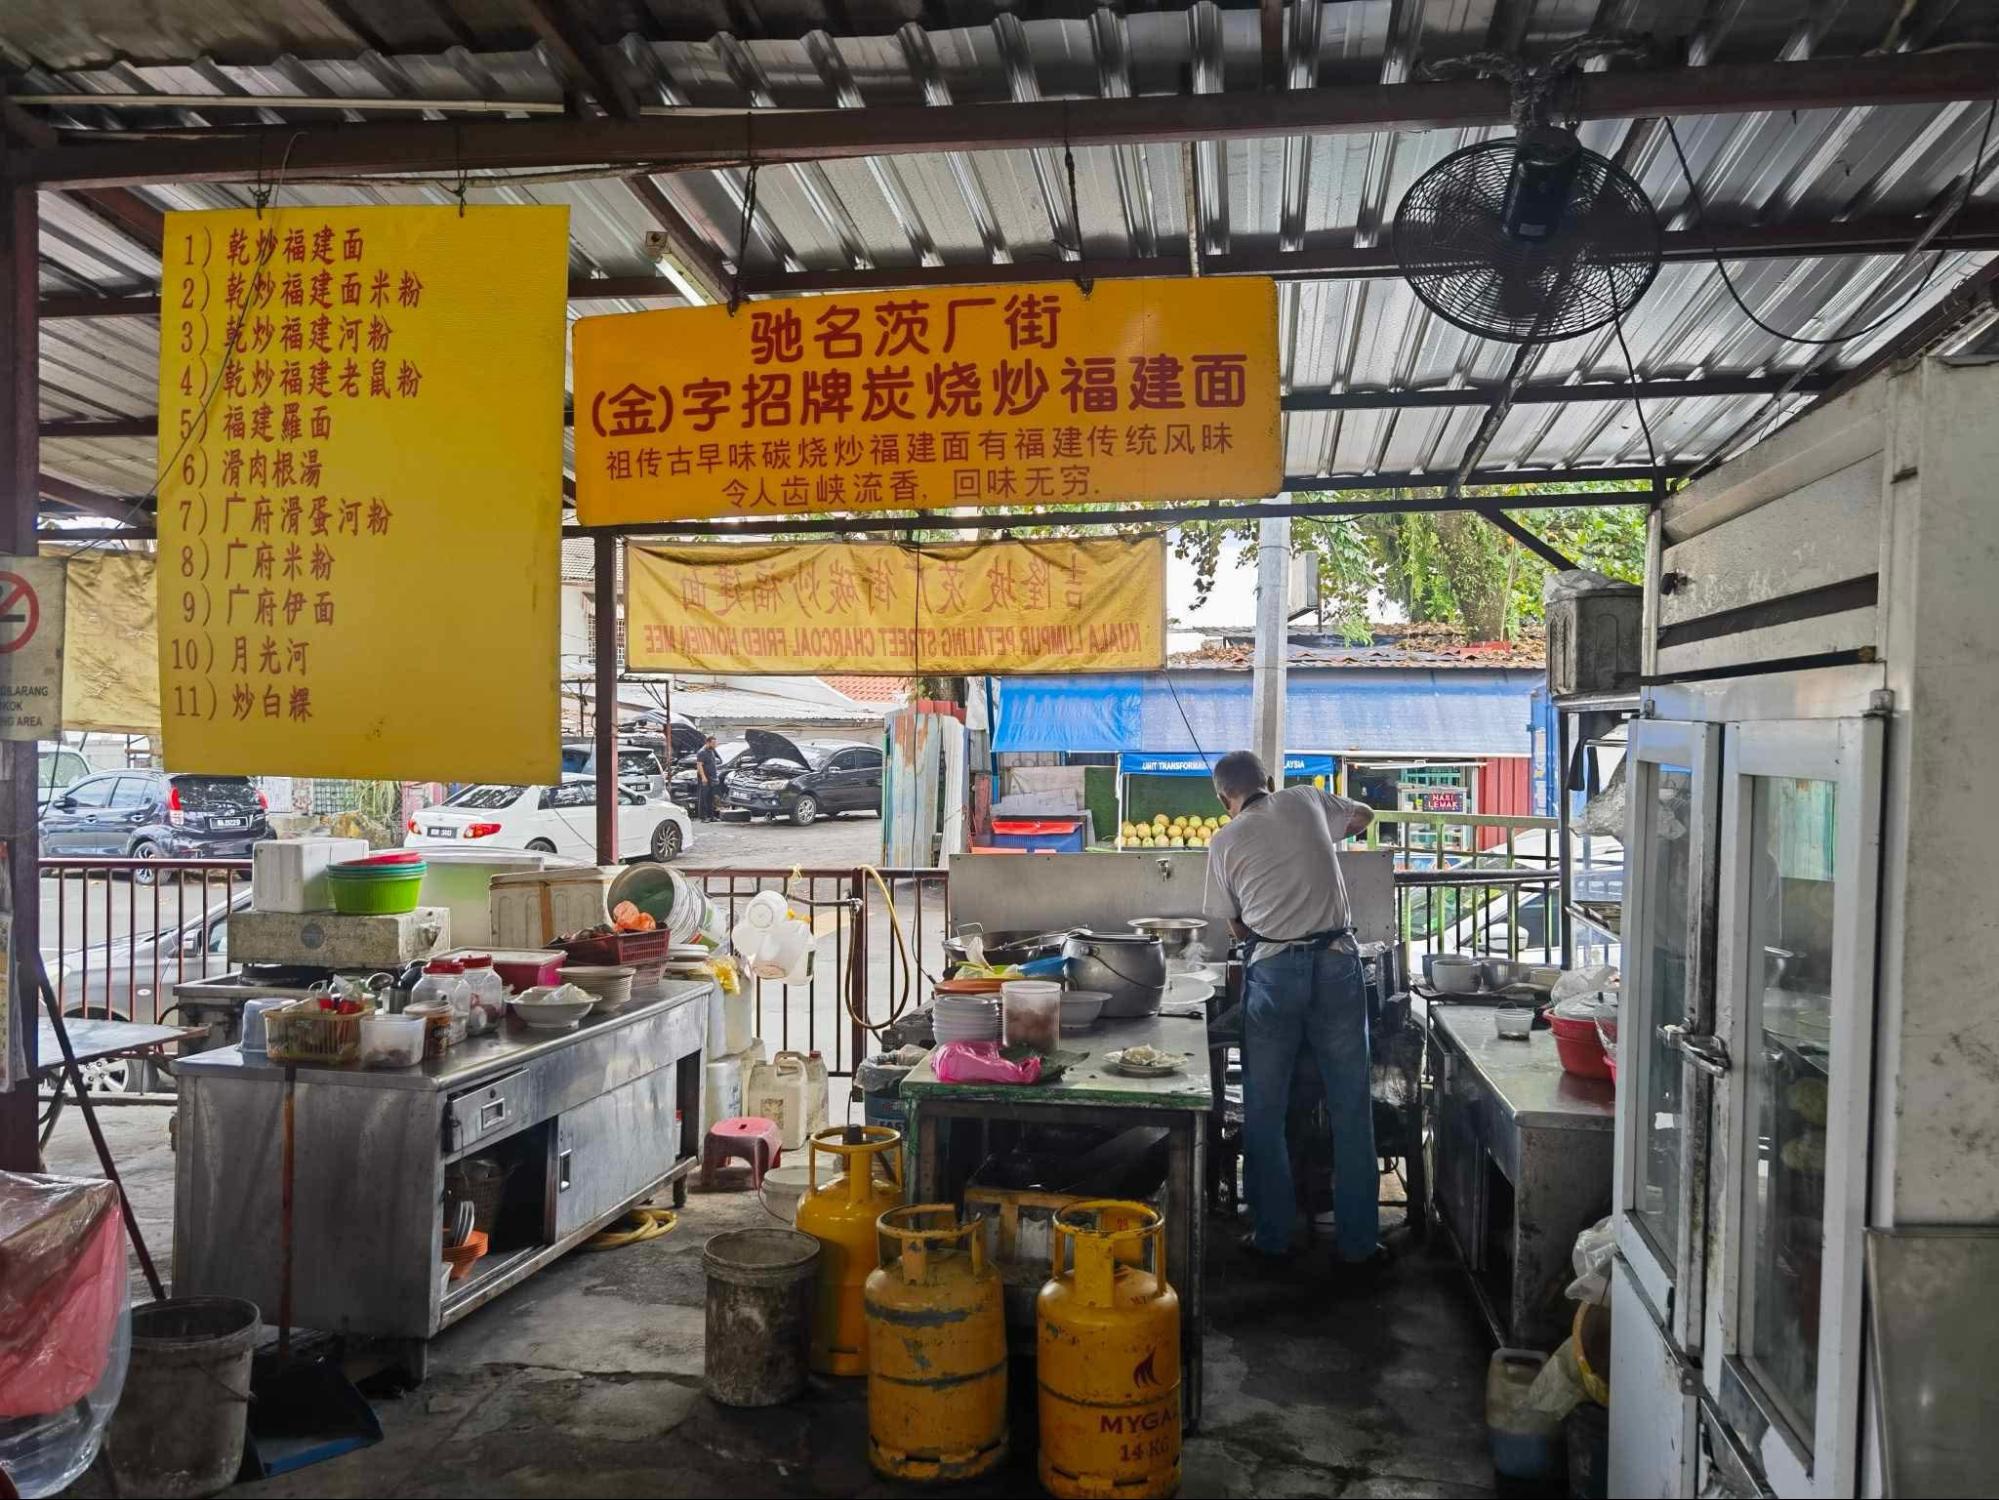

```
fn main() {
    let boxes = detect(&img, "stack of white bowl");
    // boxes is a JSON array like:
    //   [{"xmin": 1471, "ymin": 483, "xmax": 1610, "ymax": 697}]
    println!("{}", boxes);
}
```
[{"xmin": 932, "ymin": 993, "xmax": 1001, "ymax": 1044}]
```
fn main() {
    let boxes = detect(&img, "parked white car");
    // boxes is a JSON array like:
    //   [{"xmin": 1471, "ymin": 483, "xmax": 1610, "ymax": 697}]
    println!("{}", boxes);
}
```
[{"xmin": 405, "ymin": 781, "xmax": 691, "ymax": 863}]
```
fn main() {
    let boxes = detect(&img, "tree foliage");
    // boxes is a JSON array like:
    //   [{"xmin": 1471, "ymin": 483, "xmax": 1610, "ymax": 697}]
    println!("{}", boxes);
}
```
[{"xmin": 1173, "ymin": 485, "xmax": 1648, "ymax": 641}]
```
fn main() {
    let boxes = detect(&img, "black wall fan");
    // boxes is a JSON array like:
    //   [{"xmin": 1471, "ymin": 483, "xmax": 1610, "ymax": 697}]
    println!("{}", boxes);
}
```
[{"xmin": 1392, "ymin": 42, "xmax": 1662, "ymax": 344}]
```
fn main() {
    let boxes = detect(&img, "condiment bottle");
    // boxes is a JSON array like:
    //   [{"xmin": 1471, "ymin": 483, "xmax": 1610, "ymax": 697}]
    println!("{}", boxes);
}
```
[
  {"xmin": 411, "ymin": 960, "xmax": 469, "ymax": 1042},
  {"xmin": 457, "ymin": 955, "xmax": 506, "ymax": 1035}
]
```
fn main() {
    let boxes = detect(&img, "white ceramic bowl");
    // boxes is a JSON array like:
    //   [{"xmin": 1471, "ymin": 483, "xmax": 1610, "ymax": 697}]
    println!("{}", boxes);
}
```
[
  {"xmin": 510, "ymin": 987, "xmax": 595, "ymax": 1031},
  {"xmin": 1059, "ymin": 990, "xmax": 1108, "ymax": 1031}
]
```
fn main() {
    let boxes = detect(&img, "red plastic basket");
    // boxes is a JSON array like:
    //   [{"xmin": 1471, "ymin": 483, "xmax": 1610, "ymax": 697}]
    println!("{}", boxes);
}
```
[{"xmin": 556, "ymin": 930, "xmax": 674, "ymax": 966}]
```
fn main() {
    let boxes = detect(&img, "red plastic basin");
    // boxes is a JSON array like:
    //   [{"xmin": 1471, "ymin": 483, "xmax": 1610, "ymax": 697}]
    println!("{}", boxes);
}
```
[{"xmin": 1549, "ymin": 1012, "xmax": 1613, "ymax": 1081}]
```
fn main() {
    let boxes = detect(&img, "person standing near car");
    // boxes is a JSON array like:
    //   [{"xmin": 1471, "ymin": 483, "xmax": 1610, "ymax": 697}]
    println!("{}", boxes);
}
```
[
  {"xmin": 1205, "ymin": 750, "xmax": 1382, "ymax": 1268},
  {"xmin": 694, "ymin": 735, "xmax": 723, "ymax": 822}
]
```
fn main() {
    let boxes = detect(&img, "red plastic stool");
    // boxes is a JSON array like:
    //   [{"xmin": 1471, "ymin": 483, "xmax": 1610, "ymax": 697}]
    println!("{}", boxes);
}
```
[{"xmin": 701, "ymin": 1116, "xmax": 784, "ymax": 1189}]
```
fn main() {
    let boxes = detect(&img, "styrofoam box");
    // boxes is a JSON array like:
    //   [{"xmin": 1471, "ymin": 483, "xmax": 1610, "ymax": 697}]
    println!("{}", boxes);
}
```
[{"xmin": 251, "ymin": 837, "xmax": 369, "ymax": 913}]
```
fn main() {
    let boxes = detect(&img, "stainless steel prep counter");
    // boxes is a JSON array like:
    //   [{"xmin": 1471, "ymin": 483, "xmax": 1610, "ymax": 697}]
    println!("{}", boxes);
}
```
[
  {"xmin": 171, "ymin": 980, "xmax": 710, "ymax": 1378},
  {"xmin": 1425, "ymin": 1000, "xmax": 1614, "ymax": 1350}
]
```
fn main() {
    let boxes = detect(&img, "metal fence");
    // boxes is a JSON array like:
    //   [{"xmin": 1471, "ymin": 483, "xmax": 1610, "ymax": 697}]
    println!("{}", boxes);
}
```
[
  {"xmin": 38, "ymin": 816, "xmax": 1587, "ymax": 1079},
  {"xmin": 41, "ymin": 857, "xmax": 253, "ymax": 1026}
]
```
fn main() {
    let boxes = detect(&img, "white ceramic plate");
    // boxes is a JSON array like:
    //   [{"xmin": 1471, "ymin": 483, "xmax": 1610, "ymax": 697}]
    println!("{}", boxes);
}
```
[{"xmin": 1103, "ymin": 1048, "xmax": 1187, "ymax": 1078}]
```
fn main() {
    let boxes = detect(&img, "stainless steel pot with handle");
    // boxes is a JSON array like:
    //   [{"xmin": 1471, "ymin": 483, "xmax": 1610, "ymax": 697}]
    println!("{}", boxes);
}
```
[{"xmin": 1061, "ymin": 931, "xmax": 1167, "ymax": 1018}]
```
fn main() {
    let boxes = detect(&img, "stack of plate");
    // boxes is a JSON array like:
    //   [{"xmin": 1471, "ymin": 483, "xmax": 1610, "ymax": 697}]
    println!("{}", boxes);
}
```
[{"xmin": 932, "ymin": 993, "xmax": 1001, "ymax": 1044}]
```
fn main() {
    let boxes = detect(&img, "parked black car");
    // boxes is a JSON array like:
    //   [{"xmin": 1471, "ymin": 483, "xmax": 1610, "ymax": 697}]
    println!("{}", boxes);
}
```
[
  {"xmin": 720, "ymin": 730, "xmax": 883, "ymax": 826},
  {"xmin": 40, "ymin": 771, "xmax": 272, "ymax": 879}
]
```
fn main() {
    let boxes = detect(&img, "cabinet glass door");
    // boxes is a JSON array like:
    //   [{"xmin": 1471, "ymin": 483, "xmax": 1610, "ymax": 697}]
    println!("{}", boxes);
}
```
[
  {"xmin": 1707, "ymin": 718, "xmax": 1881, "ymax": 1498},
  {"xmin": 1615, "ymin": 721, "xmax": 1718, "ymax": 1353}
]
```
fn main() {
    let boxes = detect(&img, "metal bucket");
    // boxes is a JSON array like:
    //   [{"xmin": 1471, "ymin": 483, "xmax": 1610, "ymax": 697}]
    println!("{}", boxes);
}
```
[
  {"xmin": 703, "ymin": 1229, "xmax": 820, "ymax": 1407},
  {"xmin": 105, "ymin": 1296, "xmax": 260, "ymax": 1498}
]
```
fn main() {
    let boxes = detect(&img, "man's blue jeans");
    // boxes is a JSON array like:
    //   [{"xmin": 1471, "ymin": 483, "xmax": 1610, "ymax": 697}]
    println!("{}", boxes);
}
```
[{"xmin": 1242, "ymin": 943, "xmax": 1379, "ymax": 1260}]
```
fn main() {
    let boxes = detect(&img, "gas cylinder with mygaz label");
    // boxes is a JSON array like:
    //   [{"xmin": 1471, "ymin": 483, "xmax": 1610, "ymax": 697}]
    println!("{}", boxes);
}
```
[
  {"xmin": 794, "ymin": 1123, "xmax": 902, "ymax": 1376},
  {"xmin": 1036, "ymin": 1199, "xmax": 1181, "ymax": 1498}
]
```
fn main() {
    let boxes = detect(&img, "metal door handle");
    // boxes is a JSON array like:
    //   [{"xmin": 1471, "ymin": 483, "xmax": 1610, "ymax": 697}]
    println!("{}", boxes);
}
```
[
  {"xmin": 557, "ymin": 1149, "xmax": 573, "ymax": 1192},
  {"xmin": 478, "ymin": 1097, "xmax": 508, "ymax": 1131},
  {"xmin": 1658, "ymin": 1023, "xmax": 1730, "ymax": 1078}
]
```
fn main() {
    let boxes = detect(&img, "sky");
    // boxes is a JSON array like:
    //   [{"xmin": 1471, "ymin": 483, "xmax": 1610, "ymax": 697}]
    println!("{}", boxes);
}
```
[{"xmin": 1166, "ymin": 532, "xmax": 1261, "ymax": 628}]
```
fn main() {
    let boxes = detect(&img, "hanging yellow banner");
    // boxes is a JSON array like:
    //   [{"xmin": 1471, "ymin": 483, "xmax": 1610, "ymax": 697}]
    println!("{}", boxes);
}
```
[
  {"xmin": 157, "ymin": 205, "xmax": 567, "ymax": 783},
  {"xmin": 574, "ymin": 278, "xmax": 1279, "ymax": 524},
  {"xmin": 626, "ymin": 537, "xmax": 1166, "ymax": 675}
]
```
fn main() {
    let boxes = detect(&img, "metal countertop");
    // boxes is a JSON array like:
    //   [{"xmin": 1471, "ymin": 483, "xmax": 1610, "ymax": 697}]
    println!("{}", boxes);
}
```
[
  {"xmin": 1428, "ymin": 1001, "xmax": 1615, "ymax": 1132},
  {"xmin": 170, "ymin": 979, "xmax": 713, "ymax": 1094},
  {"xmin": 901, "ymin": 1008, "xmax": 1215, "ymax": 1112}
]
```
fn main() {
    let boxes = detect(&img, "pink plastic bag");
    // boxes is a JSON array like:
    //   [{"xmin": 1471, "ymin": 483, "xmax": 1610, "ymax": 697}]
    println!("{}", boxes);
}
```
[
  {"xmin": 932, "ymin": 1041, "xmax": 1042, "ymax": 1085},
  {"xmin": 0, "ymin": 1174, "xmax": 124, "ymax": 1417}
]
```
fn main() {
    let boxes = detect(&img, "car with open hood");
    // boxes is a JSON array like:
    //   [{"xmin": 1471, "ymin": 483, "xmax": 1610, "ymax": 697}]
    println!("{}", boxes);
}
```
[{"xmin": 719, "ymin": 730, "xmax": 882, "ymax": 826}]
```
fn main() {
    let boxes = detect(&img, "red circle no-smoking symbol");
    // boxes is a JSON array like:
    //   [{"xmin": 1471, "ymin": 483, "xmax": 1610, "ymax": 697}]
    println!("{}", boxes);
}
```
[{"xmin": 0, "ymin": 571, "xmax": 41, "ymax": 654}]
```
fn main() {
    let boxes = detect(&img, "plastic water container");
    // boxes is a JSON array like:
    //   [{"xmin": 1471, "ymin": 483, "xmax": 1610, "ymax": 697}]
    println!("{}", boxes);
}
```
[
  {"xmin": 704, "ymin": 1055, "xmax": 745, "ymax": 1132},
  {"xmin": 804, "ymin": 1051, "xmax": 830, "ymax": 1139},
  {"xmin": 706, "ymin": 980, "xmax": 753, "ymax": 1057},
  {"xmin": 1001, "ymin": 979, "xmax": 1063, "ymax": 1052},
  {"xmin": 746, "ymin": 1050, "xmax": 814, "ymax": 1151}
]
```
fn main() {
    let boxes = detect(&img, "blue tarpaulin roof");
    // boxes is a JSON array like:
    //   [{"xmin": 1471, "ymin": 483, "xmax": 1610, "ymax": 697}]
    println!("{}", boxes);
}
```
[{"xmin": 994, "ymin": 670, "xmax": 1542, "ymax": 758}]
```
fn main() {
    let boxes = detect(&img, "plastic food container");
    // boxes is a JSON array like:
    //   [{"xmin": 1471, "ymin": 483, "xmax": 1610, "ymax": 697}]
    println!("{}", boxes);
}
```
[
  {"xmin": 1494, "ymin": 1005, "xmax": 1534, "ymax": 1040},
  {"xmin": 359, "ymin": 1015, "xmax": 425, "ymax": 1069},
  {"xmin": 489, "ymin": 950, "xmax": 566, "ymax": 992},
  {"xmin": 325, "ymin": 857, "xmax": 428, "ymax": 915},
  {"xmin": 1001, "ymin": 979, "xmax": 1062, "ymax": 1053}
]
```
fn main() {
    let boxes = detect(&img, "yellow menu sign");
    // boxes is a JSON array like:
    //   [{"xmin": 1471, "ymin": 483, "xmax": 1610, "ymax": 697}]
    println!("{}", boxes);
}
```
[
  {"xmin": 158, "ymin": 206, "xmax": 567, "ymax": 783},
  {"xmin": 574, "ymin": 278, "xmax": 1279, "ymax": 524},
  {"xmin": 626, "ymin": 536, "xmax": 1166, "ymax": 675}
]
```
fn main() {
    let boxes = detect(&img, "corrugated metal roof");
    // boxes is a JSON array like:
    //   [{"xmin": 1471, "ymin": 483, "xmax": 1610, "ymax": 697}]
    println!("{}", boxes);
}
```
[{"xmin": 9, "ymin": 1, "xmax": 1996, "ymax": 517}]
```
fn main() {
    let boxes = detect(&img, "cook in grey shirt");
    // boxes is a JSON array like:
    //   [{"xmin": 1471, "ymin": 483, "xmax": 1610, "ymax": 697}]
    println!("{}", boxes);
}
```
[{"xmin": 1206, "ymin": 768, "xmax": 1374, "ymax": 958}]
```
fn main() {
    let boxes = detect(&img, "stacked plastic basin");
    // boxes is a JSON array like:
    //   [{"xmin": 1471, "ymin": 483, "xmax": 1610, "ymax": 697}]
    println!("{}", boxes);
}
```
[{"xmin": 326, "ymin": 852, "xmax": 429, "ymax": 915}]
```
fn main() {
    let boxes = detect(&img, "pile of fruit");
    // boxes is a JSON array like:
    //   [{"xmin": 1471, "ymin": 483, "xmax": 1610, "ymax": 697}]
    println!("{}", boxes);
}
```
[{"xmin": 1116, "ymin": 811, "xmax": 1229, "ymax": 849}]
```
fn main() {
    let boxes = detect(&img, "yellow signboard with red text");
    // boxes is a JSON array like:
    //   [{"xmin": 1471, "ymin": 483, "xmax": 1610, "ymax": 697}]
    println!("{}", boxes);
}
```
[
  {"xmin": 156, "ymin": 206, "xmax": 567, "ymax": 783},
  {"xmin": 626, "ymin": 537, "xmax": 1165, "ymax": 675},
  {"xmin": 574, "ymin": 279, "xmax": 1279, "ymax": 523}
]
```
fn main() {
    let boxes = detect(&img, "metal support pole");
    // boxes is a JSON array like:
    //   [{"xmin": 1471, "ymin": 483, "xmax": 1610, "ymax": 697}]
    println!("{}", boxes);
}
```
[
  {"xmin": 0, "ymin": 175, "xmax": 40, "ymax": 1169},
  {"xmin": 1557, "ymin": 708, "xmax": 1575, "ymax": 971},
  {"xmin": 593, "ymin": 533, "xmax": 618, "ymax": 865},
  {"xmin": 1248, "ymin": 515, "xmax": 1289, "ymax": 773}
]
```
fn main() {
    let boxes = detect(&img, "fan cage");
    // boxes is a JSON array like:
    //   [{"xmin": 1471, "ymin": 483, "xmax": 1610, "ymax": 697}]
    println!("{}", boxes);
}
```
[{"xmin": 1392, "ymin": 138, "xmax": 1663, "ymax": 344}]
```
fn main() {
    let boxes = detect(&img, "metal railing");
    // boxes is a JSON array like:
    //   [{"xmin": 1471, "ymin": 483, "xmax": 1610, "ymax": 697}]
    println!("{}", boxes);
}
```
[
  {"xmin": 37, "ymin": 817, "xmax": 1584, "ymax": 1078},
  {"xmin": 41, "ymin": 857, "xmax": 253, "ymax": 1026}
]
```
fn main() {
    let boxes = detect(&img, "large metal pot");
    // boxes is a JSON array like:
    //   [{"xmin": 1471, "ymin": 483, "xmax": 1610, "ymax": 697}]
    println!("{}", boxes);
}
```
[
  {"xmin": 943, "ymin": 927, "xmax": 1070, "ymax": 968},
  {"xmin": 1127, "ymin": 916, "xmax": 1208, "ymax": 964},
  {"xmin": 1062, "ymin": 932, "xmax": 1166, "ymax": 1019}
]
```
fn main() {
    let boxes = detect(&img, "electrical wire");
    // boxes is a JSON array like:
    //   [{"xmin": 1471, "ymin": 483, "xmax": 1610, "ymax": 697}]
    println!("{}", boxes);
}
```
[
  {"xmin": 1610, "ymin": 309, "xmax": 1659, "ymax": 474},
  {"xmin": 1663, "ymin": 97, "xmax": 1997, "ymax": 349}
]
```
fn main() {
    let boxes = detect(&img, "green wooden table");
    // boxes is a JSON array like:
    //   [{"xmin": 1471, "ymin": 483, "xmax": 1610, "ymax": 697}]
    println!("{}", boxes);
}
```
[{"xmin": 899, "ymin": 1009, "xmax": 1214, "ymax": 1427}]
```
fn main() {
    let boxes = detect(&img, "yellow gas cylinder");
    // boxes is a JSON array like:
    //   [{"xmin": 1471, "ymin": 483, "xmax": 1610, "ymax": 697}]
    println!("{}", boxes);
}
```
[
  {"xmin": 1036, "ymin": 1200, "xmax": 1181, "ymax": 1499},
  {"xmin": 863, "ymin": 1204, "xmax": 1008, "ymax": 1481},
  {"xmin": 794, "ymin": 1124, "xmax": 903, "ymax": 1375}
]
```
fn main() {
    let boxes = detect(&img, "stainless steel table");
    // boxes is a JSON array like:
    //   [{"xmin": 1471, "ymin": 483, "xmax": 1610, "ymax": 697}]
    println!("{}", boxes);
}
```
[
  {"xmin": 171, "ymin": 981, "xmax": 710, "ymax": 1379},
  {"xmin": 899, "ymin": 1010, "xmax": 1213, "ymax": 1428},
  {"xmin": 1425, "ymin": 1001, "xmax": 1615, "ymax": 1349}
]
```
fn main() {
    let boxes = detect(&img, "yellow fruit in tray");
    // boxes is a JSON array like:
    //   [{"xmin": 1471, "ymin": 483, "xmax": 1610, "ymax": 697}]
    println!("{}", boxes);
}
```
[
  {"xmin": 1219, "ymin": 813, "xmax": 1232, "ymax": 824},
  {"xmin": 1169, "ymin": 835, "xmax": 1186, "ymax": 848},
  {"xmin": 1205, "ymin": 816, "xmax": 1220, "ymax": 828},
  {"xmin": 1152, "ymin": 812, "xmax": 1168, "ymax": 826},
  {"xmin": 1120, "ymin": 821, "xmax": 1137, "ymax": 838}
]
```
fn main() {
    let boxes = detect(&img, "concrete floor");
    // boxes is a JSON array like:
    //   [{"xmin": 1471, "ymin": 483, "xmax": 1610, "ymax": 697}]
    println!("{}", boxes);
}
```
[{"xmin": 45, "ymin": 1108, "xmax": 1498, "ymax": 1499}]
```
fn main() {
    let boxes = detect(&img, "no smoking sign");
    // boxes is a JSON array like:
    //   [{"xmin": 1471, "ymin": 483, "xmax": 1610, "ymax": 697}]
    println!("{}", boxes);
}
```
[
  {"xmin": 0, "ymin": 570, "xmax": 42, "ymax": 654},
  {"xmin": 0, "ymin": 557, "xmax": 64, "ymax": 739}
]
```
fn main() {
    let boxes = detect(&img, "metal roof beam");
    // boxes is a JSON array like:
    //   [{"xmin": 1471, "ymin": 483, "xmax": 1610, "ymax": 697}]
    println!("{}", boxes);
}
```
[
  {"xmin": 35, "ymin": 213, "xmax": 1997, "ymax": 319},
  {"xmin": 30, "ymin": 376, "xmax": 1830, "ymax": 442},
  {"xmin": 39, "ymin": 473, "xmax": 145, "ymax": 522},
  {"xmin": 13, "ymin": 50, "xmax": 1997, "ymax": 188}
]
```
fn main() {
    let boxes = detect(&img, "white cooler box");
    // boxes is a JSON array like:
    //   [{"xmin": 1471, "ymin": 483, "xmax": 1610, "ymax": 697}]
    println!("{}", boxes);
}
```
[{"xmin": 251, "ymin": 837, "xmax": 369, "ymax": 913}]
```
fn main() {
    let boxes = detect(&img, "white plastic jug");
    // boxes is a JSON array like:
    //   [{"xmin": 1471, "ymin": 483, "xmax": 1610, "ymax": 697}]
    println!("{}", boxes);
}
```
[
  {"xmin": 732, "ymin": 900, "xmax": 813, "ymax": 983},
  {"xmin": 703, "ymin": 1054, "xmax": 745, "ymax": 1132},
  {"xmin": 803, "ymin": 1051, "xmax": 830, "ymax": 1138},
  {"xmin": 746, "ymin": 1050, "xmax": 812, "ymax": 1151},
  {"xmin": 704, "ymin": 980, "xmax": 755, "ymax": 1058}
]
